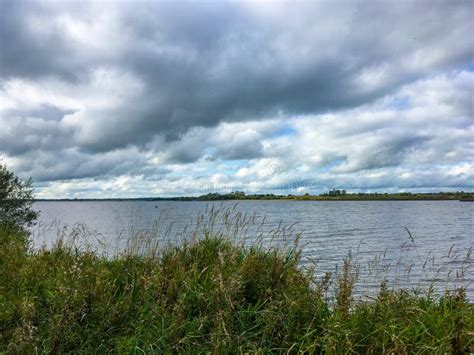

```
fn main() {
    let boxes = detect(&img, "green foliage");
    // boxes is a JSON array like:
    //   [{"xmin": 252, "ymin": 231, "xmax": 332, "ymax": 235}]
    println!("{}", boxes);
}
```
[
  {"xmin": 1, "ymin": 228, "xmax": 472, "ymax": 353},
  {"xmin": 0, "ymin": 164, "xmax": 38, "ymax": 231},
  {"xmin": 184, "ymin": 190, "xmax": 474, "ymax": 201},
  {"xmin": 37, "ymin": 190, "xmax": 474, "ymax": 201}
]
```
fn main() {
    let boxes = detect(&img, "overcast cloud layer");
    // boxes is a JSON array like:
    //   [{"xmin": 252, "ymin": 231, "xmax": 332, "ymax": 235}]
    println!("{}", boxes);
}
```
[{"xmin": 0, "ymin": 0, "xmax": 473, "ymax": 198}]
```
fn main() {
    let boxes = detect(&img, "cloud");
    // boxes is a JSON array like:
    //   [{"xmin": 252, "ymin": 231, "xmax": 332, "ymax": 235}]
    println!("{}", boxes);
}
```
[
  {"xmin": 212, "ymin": 123, "xmax": 266, "ymax": 160},
  {"xmin": 2, "ymin": 2, "xmax": 472, "ymax": 143},
  {"xmin": 275, "ymin": 71, "xmax": 474, "ymax": 176},
  {"xmin": 3, "ymin": 71, "xmax": 474, "ymax": 197},
  {"xmin": 0, "ymin": 0, "xmax": 472, "ymax": 197}
]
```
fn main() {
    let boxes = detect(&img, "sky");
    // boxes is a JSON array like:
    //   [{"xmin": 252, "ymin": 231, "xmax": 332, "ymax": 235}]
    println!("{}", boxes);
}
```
[{"xmin": 0, "ymin": 0, "xmax": 473, "ymax": 198}]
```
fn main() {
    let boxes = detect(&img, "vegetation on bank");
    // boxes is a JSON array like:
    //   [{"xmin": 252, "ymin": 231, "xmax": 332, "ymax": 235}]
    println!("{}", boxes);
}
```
[
  {"xmin": 0, "ymin": 164, "xmax": 38, "ymax": 230},
  {"xmin": 1, "ymin": 225, "xmax": 473, "ymax": 353},
  {"xmin": 36, "ymin": 190, "xmax": 474, "ymax": 201},
  {"xmin": 172, "ymin": 190, "xmax": 474, "ymax": 201}
]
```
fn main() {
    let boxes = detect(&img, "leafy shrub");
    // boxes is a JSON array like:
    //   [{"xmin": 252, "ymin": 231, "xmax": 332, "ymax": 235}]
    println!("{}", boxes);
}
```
[{"xmin": 0, "ymin": 164, "xmax": 38, "ymax": 231}]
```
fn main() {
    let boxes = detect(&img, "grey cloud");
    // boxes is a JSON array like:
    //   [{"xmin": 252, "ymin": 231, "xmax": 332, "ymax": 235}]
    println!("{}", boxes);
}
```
[
  {"xmin": 161, "ymin": 128, "xmax": 210, "ymax": 163},
  {"xmin": 332, "ymin": 135, "xmax": 430, "ymax": 173},
  {"xmin": 215, "ymin": 142, "xmax": 263, "ymax": 161},
  {"xmin": 0, "ymin": 0, "xmax": 472, "ymax": 194},
  {"xmin": 0, "ymin": 115, "xmax": 74, "ymax": 155},
  {"xmin": 11, "ymin": 147, "xmax": 151, "ymax": 182},
  {"xmin": 0, "ymin": 1, "xmax": 88, "ymax": 81},
  {"xmin": 1, "ymin": 0, "xmax": 472, "ymax": 155},
  {"xmin": 3, "ymin": 104, "xmax": 76, "ymax": 122},
  {"xmin": 213, "ymin": 128, "xmax": 263, "ymax": 160},
  {"xmin": 0, "ymin": 104, "xmax": 77, "ymax": 155}
]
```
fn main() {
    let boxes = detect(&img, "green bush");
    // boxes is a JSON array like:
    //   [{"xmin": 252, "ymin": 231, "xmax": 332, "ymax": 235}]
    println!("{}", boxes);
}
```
[{"xmin": 0, "ymin": 164, "xmax": 38, "ymax": 231}]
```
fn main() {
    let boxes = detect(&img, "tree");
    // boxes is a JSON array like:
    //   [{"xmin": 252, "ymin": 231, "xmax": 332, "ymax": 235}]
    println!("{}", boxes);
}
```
[{"xmin": 0, "ymin": 164, "xmax": 38, "ymax": 230}]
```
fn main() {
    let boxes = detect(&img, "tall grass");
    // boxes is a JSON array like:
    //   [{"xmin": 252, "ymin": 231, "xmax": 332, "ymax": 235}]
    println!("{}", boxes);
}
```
[{"xmin": 1, "ymin": 208, "xmax": 473, "ymax": 353}]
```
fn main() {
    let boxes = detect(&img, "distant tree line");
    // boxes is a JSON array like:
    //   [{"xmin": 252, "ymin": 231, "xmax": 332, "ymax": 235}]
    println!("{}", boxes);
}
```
[
  {"xmin": 34, "ymin": 189, "xmax": 474, "ymax": 202},
  {"xmin": 142, "ymin": 190, "xmax": 473, "ymax": 201}
]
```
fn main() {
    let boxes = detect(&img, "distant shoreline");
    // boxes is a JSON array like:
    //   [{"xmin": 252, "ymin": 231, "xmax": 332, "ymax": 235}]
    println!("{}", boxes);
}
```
[{"xmin": 34, "ymin": 191, "xmax": 474, "ymax": 202}]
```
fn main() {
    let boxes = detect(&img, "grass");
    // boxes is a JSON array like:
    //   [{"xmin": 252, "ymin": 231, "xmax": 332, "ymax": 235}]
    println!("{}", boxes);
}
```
[{"xmin": 1, "ymin": 222, "xmax": 473, "ymax": 354}]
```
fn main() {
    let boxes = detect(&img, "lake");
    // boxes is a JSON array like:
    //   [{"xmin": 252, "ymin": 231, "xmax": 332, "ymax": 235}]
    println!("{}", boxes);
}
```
[{"xmin": 32, "ymin": 200, "xmax": 473, "ymax": 298}]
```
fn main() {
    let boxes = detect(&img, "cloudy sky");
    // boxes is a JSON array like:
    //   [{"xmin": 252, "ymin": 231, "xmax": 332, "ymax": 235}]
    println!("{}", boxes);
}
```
[{"xmin": 1, "ymin": 0, "xmax": 473, "ymax": 198}]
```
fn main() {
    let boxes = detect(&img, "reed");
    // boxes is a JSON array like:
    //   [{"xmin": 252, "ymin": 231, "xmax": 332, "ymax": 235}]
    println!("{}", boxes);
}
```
[{"xmin": 1, "ymin": 208, "xmax": 473, "ymax": 353}]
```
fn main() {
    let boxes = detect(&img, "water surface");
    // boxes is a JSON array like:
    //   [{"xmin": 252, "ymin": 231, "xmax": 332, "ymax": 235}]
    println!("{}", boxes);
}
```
[{"xmin": 33, "ymin": 200, "xmax": 473, "ymax": 298}]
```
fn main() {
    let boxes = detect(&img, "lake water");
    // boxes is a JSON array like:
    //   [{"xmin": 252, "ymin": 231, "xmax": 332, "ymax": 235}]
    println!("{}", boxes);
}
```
[{"xmin": 32, "ymin": 200, "xmax": 473, "ymax": 299}]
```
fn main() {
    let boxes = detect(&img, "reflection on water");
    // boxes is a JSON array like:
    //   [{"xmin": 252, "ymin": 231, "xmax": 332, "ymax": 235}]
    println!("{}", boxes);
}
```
[{"xmin": 32, "ymin": 200, "xmax": 473, "ymax": 299}]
